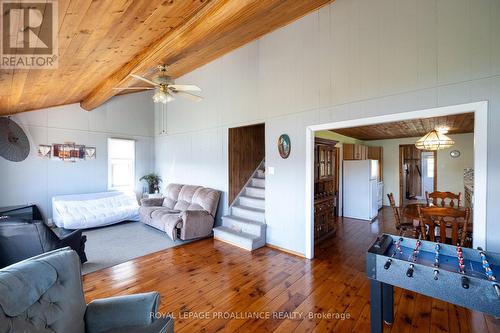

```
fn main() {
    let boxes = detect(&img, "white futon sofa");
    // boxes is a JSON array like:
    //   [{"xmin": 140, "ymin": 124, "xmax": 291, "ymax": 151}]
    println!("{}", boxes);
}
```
[{"xmin": 52, "ymin": 191, "xmax": 140, "ymax": 229}]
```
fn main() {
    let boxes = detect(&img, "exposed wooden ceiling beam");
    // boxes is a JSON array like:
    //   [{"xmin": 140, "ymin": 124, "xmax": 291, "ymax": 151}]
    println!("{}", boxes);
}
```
[{"xmin": 80, "ymin": 0, "xmax": 332, "ymax": 111}]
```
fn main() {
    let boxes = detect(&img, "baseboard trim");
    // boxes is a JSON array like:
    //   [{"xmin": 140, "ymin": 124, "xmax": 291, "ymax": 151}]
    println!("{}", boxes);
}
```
[
  {"xmin": 213, "ymin": 236, "xmax": 252, "ymax": 251},
  {"xmin": 265, "ymin": 243, "xmax": 306, "ymax": 258}
]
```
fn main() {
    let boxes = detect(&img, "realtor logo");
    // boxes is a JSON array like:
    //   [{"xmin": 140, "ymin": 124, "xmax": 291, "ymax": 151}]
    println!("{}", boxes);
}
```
[{"xmin": 1, "ymin": 0, "xmax": 58, "ymax": 69}]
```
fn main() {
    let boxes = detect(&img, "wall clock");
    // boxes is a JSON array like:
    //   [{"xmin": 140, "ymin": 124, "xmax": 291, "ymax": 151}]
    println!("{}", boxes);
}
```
[
  {"xmin": 278, "ymin": 134, "xmax": 291, "ymax": 159},
  {"xmin": 450, "ymin": 150, "xmax": 461, "ymax": 158}
]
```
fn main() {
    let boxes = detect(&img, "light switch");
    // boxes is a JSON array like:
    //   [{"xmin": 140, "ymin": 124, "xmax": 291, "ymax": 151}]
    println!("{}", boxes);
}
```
[{"xmin": 268, "ymin": 166, "xmax": 275, "ymax": 175}]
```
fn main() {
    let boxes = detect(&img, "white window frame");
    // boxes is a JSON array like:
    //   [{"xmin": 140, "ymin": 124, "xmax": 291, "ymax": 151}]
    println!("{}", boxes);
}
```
[{"xmin": 107, "ymin": 138, "xmax": 136, "ymax": 191}]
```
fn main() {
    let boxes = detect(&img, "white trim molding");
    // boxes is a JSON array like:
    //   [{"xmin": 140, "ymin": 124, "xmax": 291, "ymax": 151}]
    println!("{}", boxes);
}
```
[{"xmin": 305, "ymin": 101, "xmax": 488, "ymax": 259}]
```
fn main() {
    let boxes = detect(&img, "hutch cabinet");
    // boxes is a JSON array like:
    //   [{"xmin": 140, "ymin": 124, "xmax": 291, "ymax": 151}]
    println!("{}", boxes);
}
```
[{"xmin": 314, "ymin": 138, "xmax": 339, "ymax": 243}]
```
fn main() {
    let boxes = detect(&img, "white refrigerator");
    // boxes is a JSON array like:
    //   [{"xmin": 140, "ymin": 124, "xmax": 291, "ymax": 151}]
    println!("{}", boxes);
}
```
[{"xmin": 343, "ymin": 160, "xmax": 379, "ymax": 221}]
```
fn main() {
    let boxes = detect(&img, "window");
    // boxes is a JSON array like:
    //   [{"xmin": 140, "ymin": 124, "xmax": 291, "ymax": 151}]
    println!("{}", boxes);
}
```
[
  {"xmin": 426, "ymin": 157, "xmax": 434, "ymax": 178},
  {"xmin": 108, "ymin": 138, "xmax": 135, "ymax": 190}
]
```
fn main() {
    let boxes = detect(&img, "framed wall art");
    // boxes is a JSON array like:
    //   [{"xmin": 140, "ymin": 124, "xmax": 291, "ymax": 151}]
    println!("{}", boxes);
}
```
[{"xmin": 278, "ymin": 134, "xmax": 291, "ymax": 159}]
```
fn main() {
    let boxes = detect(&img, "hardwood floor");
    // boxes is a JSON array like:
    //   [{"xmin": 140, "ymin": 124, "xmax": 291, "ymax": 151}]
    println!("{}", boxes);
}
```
[{"xmin": 83, "ymin": 208, "xmax": 500, "ymax": 332}]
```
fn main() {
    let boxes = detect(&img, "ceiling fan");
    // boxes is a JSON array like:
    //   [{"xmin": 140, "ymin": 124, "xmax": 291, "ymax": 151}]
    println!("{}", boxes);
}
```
[{"xmin": 113, "ymin": 65, "xmax": 202, "ymax": 104}]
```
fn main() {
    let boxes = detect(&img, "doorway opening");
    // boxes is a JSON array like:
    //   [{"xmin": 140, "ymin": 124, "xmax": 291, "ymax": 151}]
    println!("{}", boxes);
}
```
[
  {"xmin": 421, "ymin": 151, "xmax": 436, "ymax": 197},
  {"xmin": 228, "ymin": 123, "xmax": 265, "ymax": 206},
  {"xmin": 399, "ymin": 145, "xmax": 437, "ymax": 206},
  {"xmin": 305, "ymin": 102, "xmax": 488, "ymax": 259}
]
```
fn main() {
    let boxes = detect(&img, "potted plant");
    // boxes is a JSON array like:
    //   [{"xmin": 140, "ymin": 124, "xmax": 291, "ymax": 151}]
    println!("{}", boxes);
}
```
[{"xmin": 140, "ymin": 173, "xmax": 162, "ymax": 194}]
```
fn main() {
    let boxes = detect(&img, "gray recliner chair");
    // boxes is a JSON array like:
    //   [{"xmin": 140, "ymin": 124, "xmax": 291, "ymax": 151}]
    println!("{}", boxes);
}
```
[{"xmin": 0, "ymin": 248, "xmax": 174, "ymax": 333}]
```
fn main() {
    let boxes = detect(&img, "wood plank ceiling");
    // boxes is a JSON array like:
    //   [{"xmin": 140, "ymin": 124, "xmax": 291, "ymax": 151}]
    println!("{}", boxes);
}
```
[
  {"xmin": 0, "ymin": 0, "xmax": 332, "ymax": 116},
  {"xmin": 332, "ymin": 113, "xmax": 475, "ymax": 141}
]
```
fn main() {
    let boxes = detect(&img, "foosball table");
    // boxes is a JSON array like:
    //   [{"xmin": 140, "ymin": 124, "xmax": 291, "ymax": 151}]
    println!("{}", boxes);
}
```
[{"xmin": 367, "ymin": 234, "xmax": 500, "ymax": 333}]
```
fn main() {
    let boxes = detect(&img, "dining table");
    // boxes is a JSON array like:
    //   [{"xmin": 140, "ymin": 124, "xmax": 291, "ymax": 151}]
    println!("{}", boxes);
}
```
[
  {"xmin": 402, "ymin": 202, "xmax": 472, "ymax": 243},
  {"xmin": 402, "ymin": 202, "xmax": 468, "ymax": 221}
]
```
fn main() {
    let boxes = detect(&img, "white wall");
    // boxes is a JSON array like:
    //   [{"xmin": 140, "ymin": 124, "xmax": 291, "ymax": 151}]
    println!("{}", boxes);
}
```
[
  {"xmin": 156, "ymin": 0, "xmax": 500, "ymax": 253},
  {"xmin": 0, "ymin": 92, "xmax": 155, "ymax": 220},
  {"xmin": 368, "ymin": 133, "xmax": 474, "ymax": 206}
]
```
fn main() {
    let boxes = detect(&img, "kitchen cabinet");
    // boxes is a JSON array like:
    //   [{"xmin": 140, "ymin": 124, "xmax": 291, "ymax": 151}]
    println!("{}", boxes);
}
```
[
  {"xmin": 343, "ymin": 143, "xmax": 368, "ymax": 160},
  {"xmin": 368, "ymin": 146, "xmax": 383, "ymax": 181}
]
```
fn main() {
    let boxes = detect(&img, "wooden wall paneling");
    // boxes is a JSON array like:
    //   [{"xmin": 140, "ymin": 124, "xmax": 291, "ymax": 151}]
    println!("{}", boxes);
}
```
[{"xmin": 228, "ymin": 123, "xmax": 265, "ymax": 205}]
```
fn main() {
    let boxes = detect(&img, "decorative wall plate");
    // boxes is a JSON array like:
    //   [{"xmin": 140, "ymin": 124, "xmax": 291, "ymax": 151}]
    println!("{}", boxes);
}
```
[
  {"xmin": 278, "ymin": 134, "xmax": 291, "ymax": 159},
  {"xmin": 450, "ymin": 150, "xmax": 461, "ymax": 158}
]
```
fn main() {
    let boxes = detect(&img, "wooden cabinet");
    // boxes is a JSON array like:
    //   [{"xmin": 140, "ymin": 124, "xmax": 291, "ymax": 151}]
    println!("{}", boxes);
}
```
[
  {"xmin": 343, "ymin": 143, "xmax": 368, "ymax": 160},
  {"xmin": 315, "ymin": 145, "xmax": 335, "ymax": 180},
  {"xmin": 314, "ymin": 138, "xmax": 338, "ymax": 243},
  {"xmin": 314, "ymin": 197, "xmax": 336, "ymax": 241},
  {"xmin": 360, "ymin": 145, "xmax": 368, "ymax": 160},
  {"xmin": 343, "ymin": 144, "xmax": 383, "ymax": 180},
  {"xmin": 368, "ymin": 146, "xmax": 383, "ymax": 181}
]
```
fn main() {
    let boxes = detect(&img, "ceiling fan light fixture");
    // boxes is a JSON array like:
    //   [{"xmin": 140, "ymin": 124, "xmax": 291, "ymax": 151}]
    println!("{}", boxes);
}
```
[
  {"xmin": 153, "ymin": 84, "xmax": 175, "ymax": 104},
  {"xmin": 124, "ymin": 66, "xmax": 200, "ymax": 103},
  {"xmin": 152, "ymin": 91, "xmax": 166, "ymax": 104},
  {"xmin": 415, "ymin": 129, "xmax": 454, "ymax": 150}
]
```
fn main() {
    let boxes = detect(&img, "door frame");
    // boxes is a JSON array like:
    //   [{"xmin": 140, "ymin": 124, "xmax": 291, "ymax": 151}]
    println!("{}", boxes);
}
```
[
  {"xmin": 305, "ymin": 101, "xmax": 488, "ymax": 259},
  {"xmin": 227, "ymin": 123, "xmax": 265, "ymax": 206},
  {"xmin": 398, "ymin": 146, "xmax": 437, "ymax": 206}
]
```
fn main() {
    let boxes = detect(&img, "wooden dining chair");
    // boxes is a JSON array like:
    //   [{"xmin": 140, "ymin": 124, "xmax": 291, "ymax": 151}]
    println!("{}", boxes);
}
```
[
  {"xmin": 417, "ymin": 206, "xmax": 471, "ymax": 247},
  {"xmin": 387, "ymin": 193, "xmax": 415, "ymax": 237},
  {"xmin": 425, "ymin": 191, "xmax": 462, "ymax": 207}
]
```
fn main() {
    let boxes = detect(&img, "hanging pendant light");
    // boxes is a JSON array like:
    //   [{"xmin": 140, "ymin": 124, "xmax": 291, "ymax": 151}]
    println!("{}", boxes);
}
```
[{"xmin": 415, "ymin": 129, "xmax": 454, "ymax": 150}]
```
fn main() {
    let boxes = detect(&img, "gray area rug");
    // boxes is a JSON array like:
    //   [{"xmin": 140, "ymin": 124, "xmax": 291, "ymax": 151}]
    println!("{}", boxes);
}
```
[{"xmin": 81, "ymin": 222, "xmax": 188, "ymax": 275}]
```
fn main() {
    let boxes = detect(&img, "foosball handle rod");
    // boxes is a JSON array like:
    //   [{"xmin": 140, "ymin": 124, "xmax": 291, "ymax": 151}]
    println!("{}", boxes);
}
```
[
  {"xmin": 461, "ymin": 276, "xmax": 469, "ymax": 289},
  {"xmin": 406, "ymin": 264, "xmax": 414, "ymax": 278},
  {"xmin": 384, "ymin": 259, "xmax": 392, "ymax": 270},
  {"xmin": 494, "ymin": 284, "xmax": 500, "ymax": 298},
  {"xmin": 433, "ymin": 269, "xmax": 439, "ymax": 280}
]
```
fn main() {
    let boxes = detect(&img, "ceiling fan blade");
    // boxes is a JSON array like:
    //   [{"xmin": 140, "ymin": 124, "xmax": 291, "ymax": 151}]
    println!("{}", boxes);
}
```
[
  {"xmin": 113, "ymin": 87, "xmax": 155, "ymax": 90},
  {"xmin": 130, "ymin": 74, "xmax": 158, "ymax": 86},
  {"xmin": 169, "ymin": 84, "xmax": 201, "ymax": 92},
  {"xmin": 173, "ymin": 90, "xmax": 203, "ymax": 102}
]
